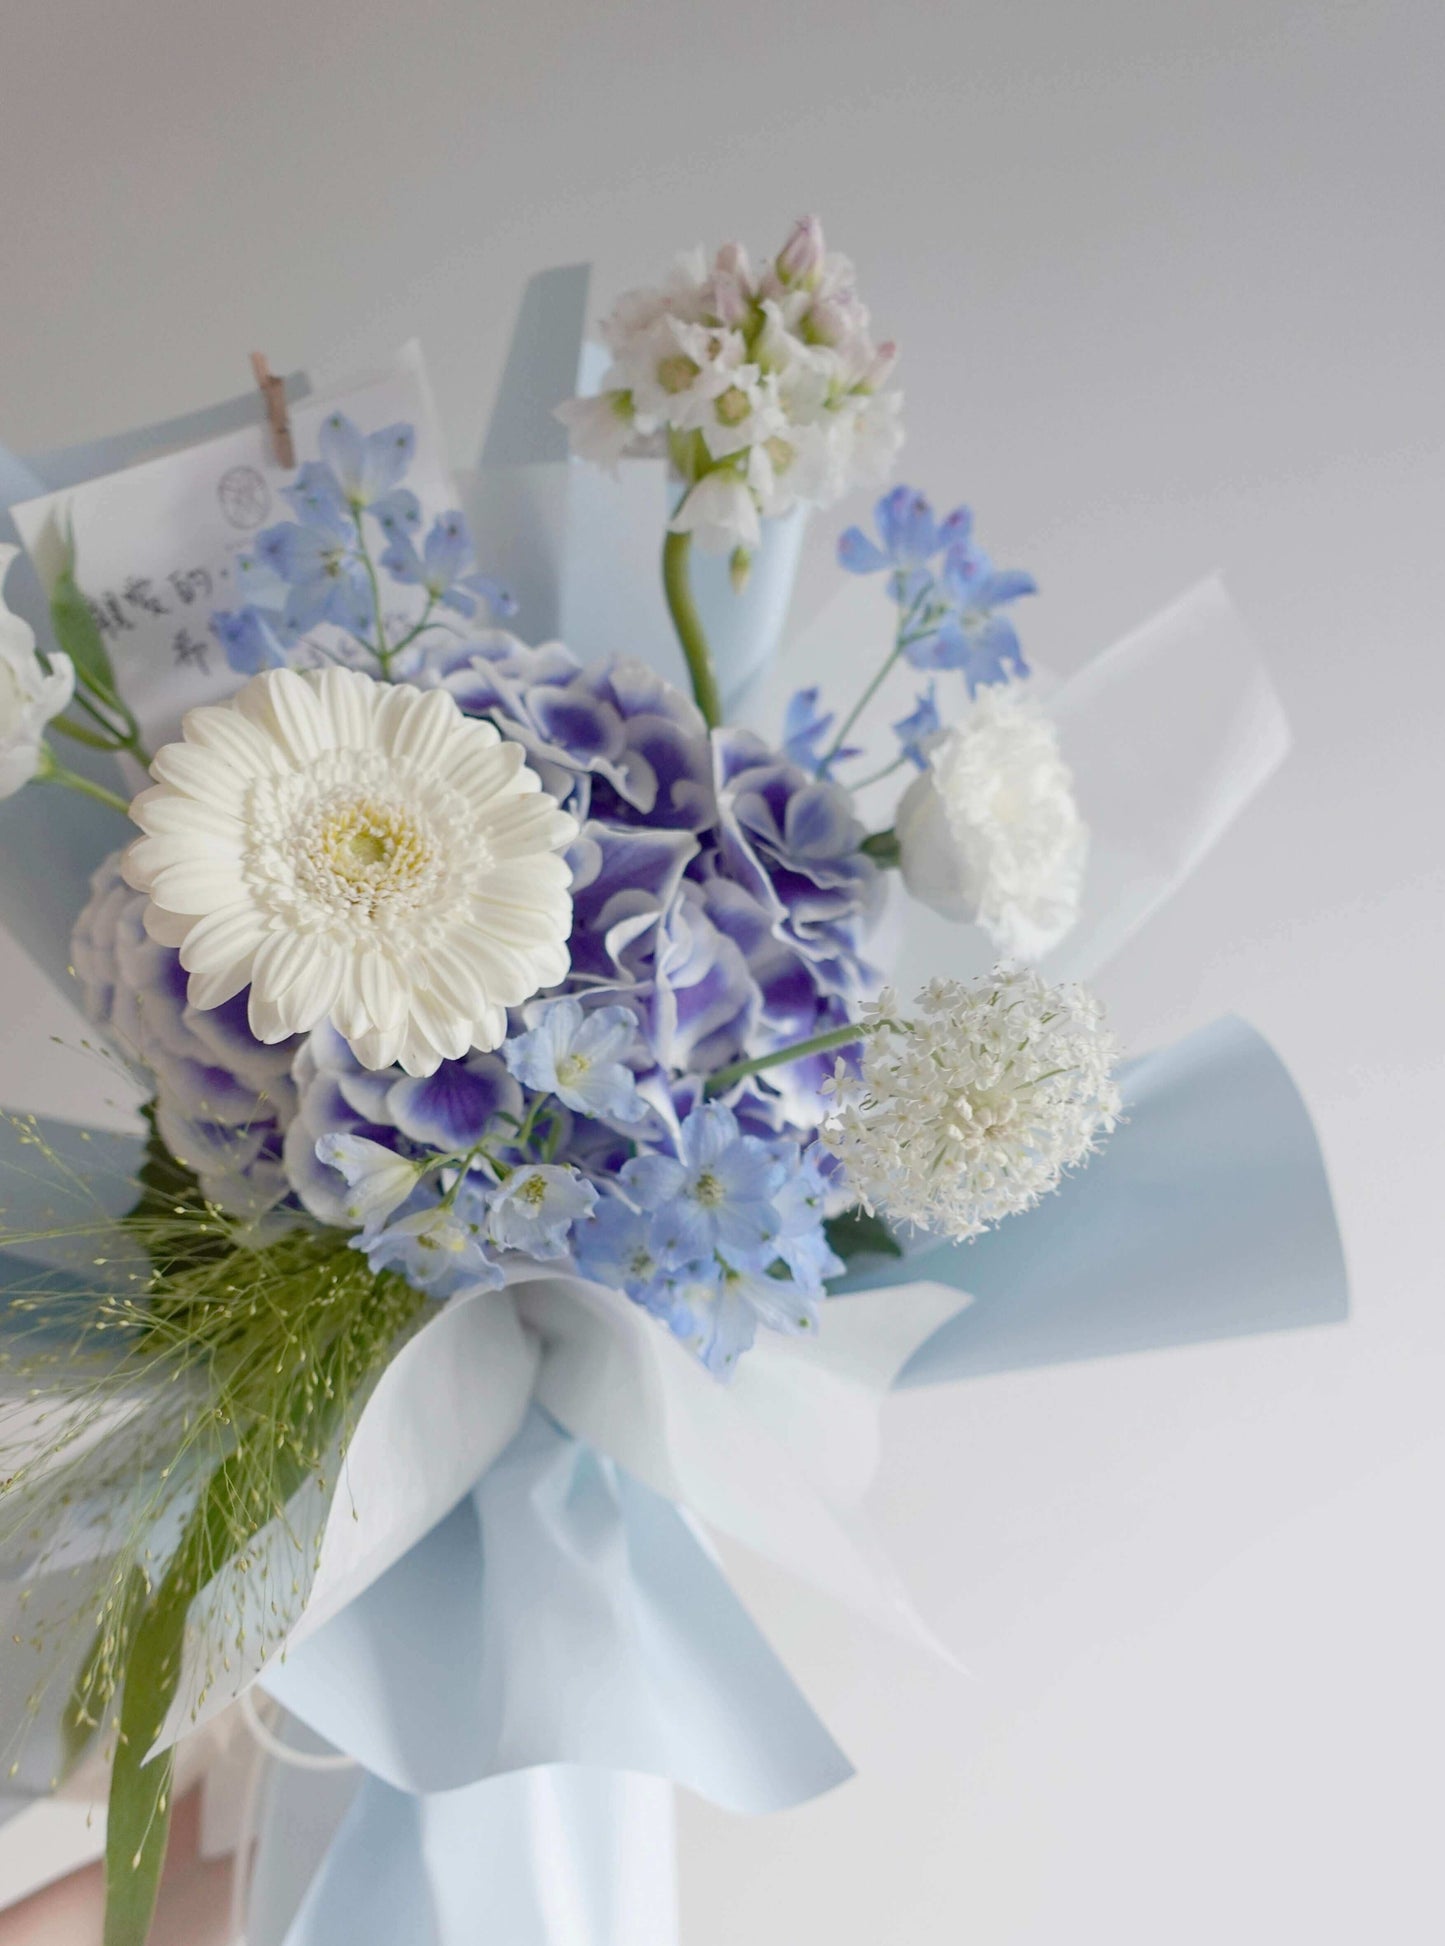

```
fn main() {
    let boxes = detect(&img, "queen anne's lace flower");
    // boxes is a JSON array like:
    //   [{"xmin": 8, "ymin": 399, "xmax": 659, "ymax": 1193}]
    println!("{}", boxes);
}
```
[
  {"xmin": 894, "ymin": 688, "xmax": 1086, "ymax": 959},
  {"xmin": 123, "ymin": 666, "xmax": 578, "ymax": 1077},
  {"xmin": 821, "ymin": 970, "xmax": 1121, "ymax": 1242}
]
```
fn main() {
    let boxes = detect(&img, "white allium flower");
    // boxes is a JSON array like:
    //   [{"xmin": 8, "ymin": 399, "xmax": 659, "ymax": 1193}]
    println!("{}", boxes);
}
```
[
  {"xmin": 557, "ymin": 218, "xmax": 903, "ymax": 553},
  {"xmin": 821, "ymin": 970, "xmax": 1121, "ymax": 1242},
  {"xmin": 123, "ymin": 666, "xmax": 578, "ymax": 1077},
  {"xmin": 0, "ymin": 544, "xmax": 74, "ymax": 800},
  {"xmin": 895, "ymin": 688, "xmax": 1086, "ymax": 959}
]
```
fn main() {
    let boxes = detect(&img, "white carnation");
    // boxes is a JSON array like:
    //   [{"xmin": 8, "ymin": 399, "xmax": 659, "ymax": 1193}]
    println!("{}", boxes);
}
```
[
  {"xmin": 821, "ymin": 970, "xmax": 1121, "ymax": 1243},
  {"xmin": 0, "ymin": 544, "xmax": 73, "ymax": 800},
  {"xmin": 123, "ymin": 666, "xmax": 578, "ymax": 1077},
  {"xmin": 895, "ymin": 688, "xmax": 1085, "ymax": 959}
]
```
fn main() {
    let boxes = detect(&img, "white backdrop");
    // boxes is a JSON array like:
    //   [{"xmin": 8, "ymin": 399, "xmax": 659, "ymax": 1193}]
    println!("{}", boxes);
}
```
[{"xmin": 2, "ymin": 2, "xmax": 1443, "ymax": 1939}]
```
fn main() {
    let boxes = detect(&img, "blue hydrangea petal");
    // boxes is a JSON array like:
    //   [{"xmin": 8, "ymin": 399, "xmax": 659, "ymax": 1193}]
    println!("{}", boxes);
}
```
[{"xmin": 385, "ymin": 1054, "xmax": 522, "ymax": 1150}]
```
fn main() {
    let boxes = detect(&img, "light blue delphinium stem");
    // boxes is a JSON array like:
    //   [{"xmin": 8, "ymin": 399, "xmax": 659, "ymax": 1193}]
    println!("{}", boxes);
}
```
[
  {"xmin": 351, "ymin": 511, "xmax": 393, "ymax": 677},
  {"xmin": 817, "ymin": 584, "xmax": 943, "ymax": 776}
]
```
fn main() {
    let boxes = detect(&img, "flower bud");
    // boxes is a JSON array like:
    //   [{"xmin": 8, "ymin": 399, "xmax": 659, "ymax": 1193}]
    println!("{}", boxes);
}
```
[
  {"xmin": 774, "ymin": 215, "xmax": 826, "ymax": 290},
  {"xmin": 713, "ymin": 240, "xmax": 753, "ymax": 287},
  {"xmin": 858, "ymin": 340, "xmax": 898, "ymax": 394}
]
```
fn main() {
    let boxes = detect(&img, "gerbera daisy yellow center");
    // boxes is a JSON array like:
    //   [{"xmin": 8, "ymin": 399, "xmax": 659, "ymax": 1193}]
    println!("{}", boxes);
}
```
[{"xmin": 303, "ymin": 791, "xmax": 443, "ymax": 918}]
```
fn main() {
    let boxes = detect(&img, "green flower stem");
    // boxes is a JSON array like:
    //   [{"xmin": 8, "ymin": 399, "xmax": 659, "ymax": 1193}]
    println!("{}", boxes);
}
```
[
  {"xmin": 386, "ymin": 595, "xmax": 439, "ymax": 663},
  {"xmin": 851, "ymin": 754, "xmax": 909, "ymax": 792},
  {"xmin": 49, "ymin": 716, "xmax": 122, "ymax": 753},
  {"xmin": 40, "ymin": 755, "xmax": 132, "ymax": 819},
  {"xmin": 353, "ymin": 510, "xmax": 392, "ymax": 676},
  {"xmin": 662, "ymin": 528, "xmax": 722, "ymax": 729},
  {"xmin": 705, "ymin": 1021, "xmax": 867, "ymax": 1097},
  {"xmin": 819, "ymin": 642, "xmax": 902, "ymax": 773}
]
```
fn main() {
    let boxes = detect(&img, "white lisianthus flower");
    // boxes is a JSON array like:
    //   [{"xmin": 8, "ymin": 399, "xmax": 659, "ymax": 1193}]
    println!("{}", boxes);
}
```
[
  {"xmin": 0, "ymin": 544, "xmax": 74, "ymax": 799},
  {"xmin": 821, "ymin": 971, "xmax": 1121, "ymax": 1243},
  {"xmin": 894, "ymin": 688, "xmax": 1086, "ymax": 960},
  {"xmin": 123, "ymin": 666, "xmax": 578, "ymax": 1077}
]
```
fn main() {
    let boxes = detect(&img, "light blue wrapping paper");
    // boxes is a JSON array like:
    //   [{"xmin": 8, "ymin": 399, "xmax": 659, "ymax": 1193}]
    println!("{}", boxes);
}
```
[
  {"xmin": 263, "ymin": 1408, "xmax": 851, "ymax": 1814},
  {"xmin": 272, "ymin": 1764, "xmax": 677, "ymax": 1946},
  {"xmin": 853, "ymin": 1015, "xmax": 1350, "ymax": 1381},
  {"xmin": 0, "ymin": 303, "xmax": 1349, "ymax": 1942}
]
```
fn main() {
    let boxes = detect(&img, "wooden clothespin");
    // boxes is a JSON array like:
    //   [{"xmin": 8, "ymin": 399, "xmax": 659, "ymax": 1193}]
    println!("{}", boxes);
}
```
[{"xmin": 250, "ymin": 351, "xmax": 295, "ymax": 469}]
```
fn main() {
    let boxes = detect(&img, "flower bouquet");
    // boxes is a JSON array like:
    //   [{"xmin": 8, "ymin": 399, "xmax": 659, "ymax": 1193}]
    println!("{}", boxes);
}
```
[{"xmin": 0, "ymin": 219, "xmax": 1345, "ymax": 1946}]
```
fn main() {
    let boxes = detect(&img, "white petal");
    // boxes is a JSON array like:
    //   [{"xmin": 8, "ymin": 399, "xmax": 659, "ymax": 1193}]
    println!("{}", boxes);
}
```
[
  {"xmin": 142, "ymin": 903, "xmax": 193, "ymax": 948},
  {"xmin": 178, "ymin": 904, "xmax": 267, "ymax": 978},
  {"xmin": 257, "ymin": 667, "xmax": 333, "ymax": 766},
  {"xmin": 147, "ymin": 858, "xmax": 250, "ymax": 916},
  {"xmin": 181, "ymin": 700, "xmax": 281, "ymax": 776},
  {"xmin": 387, "ymin": 685, "xmax": 461, "ymax": 770},
  {"xmin": 314, "ymin": 666, "xmax": 375, "ymax": 748},
  {"xmin": 148, "ymin": 744, "xmax": 249, "ymax": 816}
]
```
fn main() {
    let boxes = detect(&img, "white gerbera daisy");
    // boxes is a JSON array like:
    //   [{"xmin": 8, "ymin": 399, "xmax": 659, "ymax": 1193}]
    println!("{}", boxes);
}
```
[{"xmin": 122, "ymin": 666, "xmax": 578, "ymax": 1076}]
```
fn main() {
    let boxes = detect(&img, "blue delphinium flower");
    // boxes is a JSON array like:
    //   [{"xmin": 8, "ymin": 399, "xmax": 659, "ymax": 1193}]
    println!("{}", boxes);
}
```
[
  {"xmin": 210, "ymin": 605, "xmax": 292, "ymax": 675},
  {"xmin": 359, "ymin": 1183, "xmax": 504, "ymax": 1300},
  {"xmin": 910, "ymin": 540, "xmax": 1036, "ymax": 692},
  {"xmin": 836, "ymin": 484, "xmax": 968, "ymax": 587},
  {"xmin": 782, "ymin": 685, "xmax": 861, "ymax": 774},
  {"xmin": 504, "ymin": 998, "xmax": 647, "ymax": 1124},
  {"xmin": 379, "ymin": 508, "xmax": 517, "ymax": 621},
  {"xmin": 570, "ymin": 1195, "xmax": 663, "ymax": 1299},
  {"xmin": 621, "ymin": 1101, "xmax": 783, "ymax": 1268},
  {"xmin": 650, "ymin": 1260, "xmax": 758, "ymax": 1376},
  {"xmin": 770, "ymin": 1144, "xmax": 846, "ymax": 1291},
  {"xmin": 488, "ymin": 1163, "xmax": 598, "ymax": 1258},
  {"xmin": 652, "ymin": 1256, "xmax": 818, "ymax": 1377},
  {"xmin": 892, "ymin": 682, "xmax": 942, "ymax": 769},
  {"xmin": 310, "ymin": 413, "xmax": 417, "ymax": 515},
  {"xmin": 836, "ymin": 486, "xmax": 1036, "ymax": 693},
  {"xmin": 253, "ymin": 508, "xmax": 373, "ymax": 636}
]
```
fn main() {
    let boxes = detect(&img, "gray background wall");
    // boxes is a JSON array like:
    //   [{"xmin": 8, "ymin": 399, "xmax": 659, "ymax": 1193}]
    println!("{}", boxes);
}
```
[{"xmin": 2, "ymin": 3, "xmax": 1442, "ymax": 1939}]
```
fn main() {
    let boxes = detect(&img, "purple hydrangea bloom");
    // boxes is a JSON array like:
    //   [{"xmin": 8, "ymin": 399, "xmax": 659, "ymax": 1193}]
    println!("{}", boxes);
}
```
[
  {"xmin": 285, "ymin": 1019, "xmax": 521, "ymax": 1226},
  {"xmin": 70, "ymin": 853, "xmax": 299, "ymax": 1228}
]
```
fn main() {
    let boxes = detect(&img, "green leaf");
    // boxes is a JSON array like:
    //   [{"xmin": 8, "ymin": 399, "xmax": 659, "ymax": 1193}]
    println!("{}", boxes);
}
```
[
  {"xmin": 103, "ymin": 1410, "xmax": 321, "ymax": 1945},
  {"xmin": 49, "ymin": 532, "xmax": 120, "ymax": 704},
  {"xmin": 824, "ymin": 1205, "xmax": 903, "ymax": 1265}
]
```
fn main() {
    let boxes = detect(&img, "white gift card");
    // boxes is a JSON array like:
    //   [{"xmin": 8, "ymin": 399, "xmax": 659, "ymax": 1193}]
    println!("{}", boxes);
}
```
[{"xmin": 10, "ymin": 343, "xmax": 459, "ymax": 755}]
